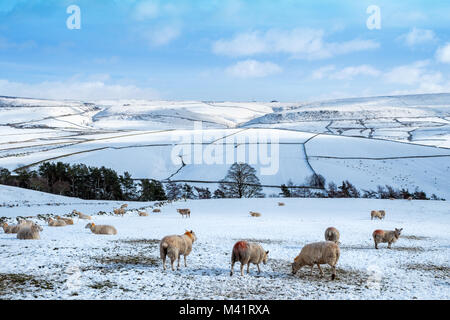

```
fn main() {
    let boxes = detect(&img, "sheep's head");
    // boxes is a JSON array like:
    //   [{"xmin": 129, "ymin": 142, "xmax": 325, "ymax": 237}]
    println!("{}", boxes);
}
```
[
  {"xmin": 291, "ymin": 255, "xmax": 302, "ymax": 274},
  {"xmin": 263, "ymin": 250, "xmax": 269, "ymax": 265},
  {"xmin": 394, "ymin": 228, "xmax": 403, "ymax": 238},
  {"xmin": 1, "ymin": 222, "xmax": 7, "ymax": 228},
  {"xmin": 184, "ymin": 230, "xmax": 197, "ymax": 243},
  {"xmin": 85, "ymin": 223, "xmax": 94, "ymax": 229}
]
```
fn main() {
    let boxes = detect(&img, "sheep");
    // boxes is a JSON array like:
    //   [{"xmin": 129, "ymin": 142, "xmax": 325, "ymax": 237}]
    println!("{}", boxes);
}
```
[
  {"xmin": 177, "ymin": 208, "xmax": 190, "ymax": 218},
  {"xmin": 17, "ymin": 223, "xmax": 43, "ymax": 240},
  {"xmin": 85, "ymin": 223, "xmax": 117, "ymax": 235},
  {"xmin": 372, "ymin": 228, "xmax": 403, "ymax": 249},
  {"xmin": 72, "ymin": 210, "xmax": 92, "ymax": 220},
  {"xmin": 230, "ymin": 241, "xmax": 269, "ymax": 276},
  {"xmin": 249, "ymin": 211, "xmax": 261, "ymax": 217},
  {"xmin": 17, "ymin": 219, "xmax": 34, "ymax": 227},
  {"xmin": 407, "ymin": 196, "xmax": 413, "ymax": 201},
  {"xmin": 113, "ymin": 207, "xmax": 125, "ymax": 217},
  {"xmin": 138, "ymin": 210, "xmax": 149, "ymax": 217},
  {"xmin": 278, "ymin": 202, "xmax": 285, "ymax": 206},
  {"xmin": 56, "ymin": 216, "xmax": 74, "ymax": 225},
  {"xmin": 152, "ymin": 208, "xmax": 161, "ymax": 213},
  {"xmin": 120, "ymin": 204, "xmax": 128, "ymax": 209},
  {"xmin": 324, "ymin": 227, "xmax": 340, "ymax": 244},
  {"xmin": 370, "ymin": 210, "xmax": 385, "ymax": 220},
  {"xmin": 291, "ymin": 241, "xmax": 340, "ymax": 280},
  {"xmin": 48, "ymin": 217, "xmax": 67, "ymax": 227},
  {"xmin": 1, "ymin": 222, "xmax": 23, "ymax": 234},
  {"xmin": 160, "ymin": 230, "xmax": 197, "ymax": 271}
]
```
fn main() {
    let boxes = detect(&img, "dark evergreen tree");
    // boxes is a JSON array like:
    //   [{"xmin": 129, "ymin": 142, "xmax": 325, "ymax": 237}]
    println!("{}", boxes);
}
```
[{"xmin": 140, "ymin": 179, "xmax": 167, "ymax": 201}]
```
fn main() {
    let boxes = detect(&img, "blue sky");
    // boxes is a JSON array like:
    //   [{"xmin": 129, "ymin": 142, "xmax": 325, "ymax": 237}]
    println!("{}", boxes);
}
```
[{"xmin": 1, "ymin": 0, "xmax": 450, "ymax": 101}]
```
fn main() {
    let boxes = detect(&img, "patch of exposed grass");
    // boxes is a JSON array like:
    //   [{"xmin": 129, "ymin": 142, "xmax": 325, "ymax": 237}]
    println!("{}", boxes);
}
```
[
  {"xmin": 405, "ymin": 263, "xmax": 450, "ymax": 279},
  {"xmin": 232, "ymin": 238, "xmax": 285, "ymax": 245},
  {"xmin": 88, "ymin": 280, "xmax": 117, "ymax": 290},
  {"xmin": 402, "ymin": 235, "xmax": 430, "ymax": 240},
  {"xmin": 0, "ymin": 273, "xmax": 54, "ymax": 296},
  {"xmin": 118, "ymin": 239, "xmax": 160, "ymax": 245},
  {"xmin": 93, "ymin": 254, "xmax": 159, "ymax": 267}
]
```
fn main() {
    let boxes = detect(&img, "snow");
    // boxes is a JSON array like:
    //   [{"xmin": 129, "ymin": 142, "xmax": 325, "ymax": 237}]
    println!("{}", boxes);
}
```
[{"xmin": 0, "ymin": 189, "xmax": 449, "ymax": 299}]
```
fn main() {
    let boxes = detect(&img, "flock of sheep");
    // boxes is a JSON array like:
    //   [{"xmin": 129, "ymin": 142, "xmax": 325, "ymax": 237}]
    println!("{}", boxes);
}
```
[{"xmin": 0, "ymin": 201, "xmax": 404, "ymax": 281}]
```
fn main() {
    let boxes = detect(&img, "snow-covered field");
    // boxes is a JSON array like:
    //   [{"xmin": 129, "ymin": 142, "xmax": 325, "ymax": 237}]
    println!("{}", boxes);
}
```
[
  {"xmin": 1, "ymin": 94, "xmax": 450, "ymax": 198},
  {"xmin": 0, "ymin": 186, "xmax": 449, "ymax": 300}
]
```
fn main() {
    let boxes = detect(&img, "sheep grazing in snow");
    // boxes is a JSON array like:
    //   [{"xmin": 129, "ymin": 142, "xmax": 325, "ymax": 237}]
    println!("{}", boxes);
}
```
[
  {"xmin": 292, "ymin": 241, "xmax": 340, "ymax": 280},
  {"xmin": 249, "ymin": 211, "xmax": 261, "ymax": 217},
  {"xmin": 120, "ymin": 204, "xmax": 128, "ymax": 209},
  {"xmin": 324, "ymin": 227, "xmax": 340, "ymax": 244},
  {"xmin": 177, "ymin": 208, "xmax": 190, "ymax": 218},
  {"xmin": 138, "ymin": 210, "xmax": 148, "ymax": 216},
  {"xmin": 408, "ymin": 196, "xmax": 413, "ymax": 201},
  {"xmin": 56, "ymin": 216, "xmax": 74, "ymax": 225},
  {"xmin": 1, "ymin": 222, "xmax": 23, "ymax": 234},
  {"xmin": 372, "ymin": 228, "xmax": 403, "ymax": 249},
  {"xmin": 48, "ymin": 217, "xmax": 67, "ymax": 227},
  {"xmin": 113, "ymin": 207, "xmax": 125, "ymax": 217},
  {"xmin": 72, "ymin": 210, "xmax": 92, "ymax": 220},
  {"xmin": 230, "ymin": 241, "xmax": 269, "ymax": 276},
  {"xmin": 152, "ymin": 208, "xmax": 161, "ymax": 213},
  {"xmin": 371, "ymin": 210, "xmax": 385, "ymax": 220},
  {"xmin": 278, "ymin": 202, "xmax": 285, "ymax": 206},
  {"xmin": 17, "ymin": 223, "xmax": 43, "ymax": 240},
  {"xmin": 85, "ymin": 223, "xmax": 117, "ymax": 235},
  {"xmin": 160, "ymin": 230, "xmax": 197, "ymax": 271}
]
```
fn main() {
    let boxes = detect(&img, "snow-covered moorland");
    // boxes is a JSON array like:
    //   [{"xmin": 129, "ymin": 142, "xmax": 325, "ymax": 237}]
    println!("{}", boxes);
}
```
[{"xmin": 0, "ymin": 186, "xmax": 448, "ymax": 300}]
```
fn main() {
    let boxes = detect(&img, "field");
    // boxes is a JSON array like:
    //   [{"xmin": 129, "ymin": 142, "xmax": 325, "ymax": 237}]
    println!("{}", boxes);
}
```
[{"xmin": 0, "ymin": 185, "xmax": 449, "ymax": 300}]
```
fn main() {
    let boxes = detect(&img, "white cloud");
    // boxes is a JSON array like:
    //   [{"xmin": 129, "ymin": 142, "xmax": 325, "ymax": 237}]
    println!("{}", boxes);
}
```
[
  {"xmin": 145, "ymin": 25, "xmax": 181, "ymax": 46},
  {"xmin": 133, "ymin": 0, "xmax": 159, "ymax": 20},
  {"xmin": 0, "ymin": 78, "xmax": 159, "ymax": 100},
  {"xmin": 436, "ymin": 43, "xmax": 450, "ymax": 64},
  {"xmin": 212, "ymin": 28, "xmax": 379, "ymax": 60},
  {"xmin": 401, "ymin": 28, "xmax": 436, "ymax": 46},
  {"xmin": 384, "ymin": 60, "xmax": 437, "ymax": 85},
  {"xmin": 312, "ymin": 65, "xmax": 380, "ymax": 80},
  {"xmin": 225, "ymin": 60, "xmax": 282, "ymax": 78},
  {"xmin": 0, "ymin": 37, "xmax": 36, "ymax": 51}
]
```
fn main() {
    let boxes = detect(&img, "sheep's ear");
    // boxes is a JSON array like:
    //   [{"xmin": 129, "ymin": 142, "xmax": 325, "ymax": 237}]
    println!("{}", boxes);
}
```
[
  {"xmin": 266, "ymin": 250, "xmax": 269, "ymax": 254},
  {"xmin": 190, "ymin": 230, "xmax": 193, "ymax": 233}
]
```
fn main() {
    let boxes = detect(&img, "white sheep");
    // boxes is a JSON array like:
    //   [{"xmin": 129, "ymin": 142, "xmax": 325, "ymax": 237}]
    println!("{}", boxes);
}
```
[
  {"xmin": 17, "ymin": 223, "xmax": 43, "ymax": 240},
  {"xmin": 230, "ymin": 241, "xmax": 269, "ymax": 276},
  {"xmin": 160, "ymin": 230, "xmax": 197, "ymax": 271},
  {"xmin": 72, "ymin": 210, "xmax": 92, "ymax": 220},
  {"xmin": 48, "ymin": 217, "xmax": 67, "ymax": 227},
  {"xmin": 292, "ymin": 241, "xmax": 340, "ymax": 280},
  {"xmin": 56, "ymin": 216, "xmax": 74, "ymax": 225},
  {"xmin": 324, "ymin": 227, "xmax": 340, "ymax": 244},
  {"xmin": 85, "ymin": 222, "xmax": 117, "ymax": 235},
  {"xmin": 373, "ymin": 228, "xmax": 402, "ymax": 249}
]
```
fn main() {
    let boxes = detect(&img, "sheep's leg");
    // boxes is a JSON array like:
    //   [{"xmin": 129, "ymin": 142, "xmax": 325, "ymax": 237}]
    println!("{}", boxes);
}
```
[
  {"xmin": 310, "ymin": 265, "xmax": 314, "ymax": 275},
  {"xmin": 184, "ymin": 255, "xmax": 187, "ymax": 267},
  {"xmin": 331, "ymin": 265, "xmax": 337, "ymax": 280},
  {"xmin": 247, "ymin": 263, "xmax": 250, "ymax": 274},
  {"xmin": 230, "ymin": 261, "xmax": 235, "ymax": 276},
  {"xmin": 388, "ymin": 242, "xmax": 392, "ymax": 249},
  {"xmin": 257, "ymin": 264, "xmax": 261, "ymax": 274},
  {"xmin": 162, "ymin": 255, "xmax": 167, "ymax": 270},
  {"xmin": 170, "ymin": 257, "xmax": 175, "ymax": 271},
  {"xmin": 240, "ymin": 263, "xmax": 244, "ymax": 276},
  {"xmin": 374, "ymin": 240, "xmax": 378, "ymax": 249},
  {"xmin": 177, "ymin": 254, "xmax": 181, "ymax": 269},
  {"xmin": 317, "ymin": 264, "xmax": 324, "ymax": 277}
]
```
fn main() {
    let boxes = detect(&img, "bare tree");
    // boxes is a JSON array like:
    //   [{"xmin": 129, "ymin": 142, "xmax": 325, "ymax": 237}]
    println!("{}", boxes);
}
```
[{"xmin": 218, "ymin": 163, "xmax": 264, "ymax": 198}]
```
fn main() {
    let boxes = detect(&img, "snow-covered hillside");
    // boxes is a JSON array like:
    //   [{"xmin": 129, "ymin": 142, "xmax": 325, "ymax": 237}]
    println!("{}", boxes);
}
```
[
  {"xmin": 0, "ymin": 193, "xmax": 448, "ymax": 299},
  {"xmin": 0, "ymin": 94, "xmax": 449, "ymax": 198}
]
